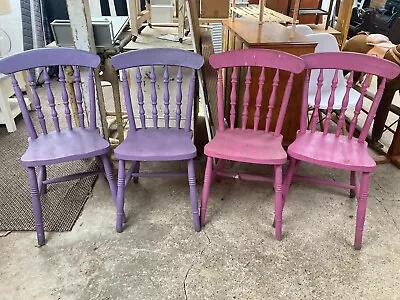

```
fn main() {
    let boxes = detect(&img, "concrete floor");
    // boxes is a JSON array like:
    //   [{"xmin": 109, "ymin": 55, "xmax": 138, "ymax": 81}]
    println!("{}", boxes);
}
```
[{"xmin": 1, "ymin": 159, "xmax": 400, "ymax": 299}]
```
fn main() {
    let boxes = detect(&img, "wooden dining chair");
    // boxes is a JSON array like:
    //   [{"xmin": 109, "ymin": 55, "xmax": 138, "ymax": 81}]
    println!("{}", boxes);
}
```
[
  {"xmin": 0, "ymin": 48, "xmax": 118, "ymax": 246},
  {"xmin": 283, "ymin": 52, "xmax": 400, "ymax": 249},
  {"xmin": 111, "ymin": 48, "xmax": 204, "ymax": 233},
  {"xmin": 200, "ymin": 49, "xmax": 305, "ymax": 240}
]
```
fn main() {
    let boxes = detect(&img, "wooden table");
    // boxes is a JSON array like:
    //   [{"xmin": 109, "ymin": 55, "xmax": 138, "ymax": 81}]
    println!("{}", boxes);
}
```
[
  {"xmin": 0, "ymin": 73, "xmax": 32, "ymax": 133},
  {"xmin": 222, "ymin": 19, "xmax": 317, "ymax": 144}
]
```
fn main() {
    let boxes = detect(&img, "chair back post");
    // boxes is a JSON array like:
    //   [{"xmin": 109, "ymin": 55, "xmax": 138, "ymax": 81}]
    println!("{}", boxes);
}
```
[
  {"xmin": 216, "ymin": 68, "xmax": 225, "ymax": 131},
  {"xmin": 300, "ymin": 70, "xmax": 310, "ymax": 134},
  {"xmin": 88, "ymin": 68, "xmax": 97, "ymax": 130},
  {"xmin": 274, "ymin": 72, "xmax": 295, "ymax": 136},
  {"xmin": 0, "ymin": 48, "xmax": 100, "ymax": 137},
  {"xmin": 10, "ymin": 73, "xmax": 37, "ymax": 139},
  {"xmin": 185, "ymin": 69, "xmax": 197, "ymax": 132},
  {"xmin": 302, "ymin": 52, "xmax": 400, "ymax": 139},
  {"xmin": 111, "ymin": 48, "xmax": 204, "ymax": 131},
  {"xmin": 209, "ymin": 49, "xmax": 305, "ymax": 133}
]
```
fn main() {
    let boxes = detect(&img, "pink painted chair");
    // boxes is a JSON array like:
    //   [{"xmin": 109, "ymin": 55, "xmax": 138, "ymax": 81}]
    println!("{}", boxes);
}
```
[
  {"xmin": 200, "ymin": 49, "xmax": 305, "ymax": 240},
  {"xmin": 0, "ymin": 48, "xmax": 118, "ymax": 246},
  {"xmin": 283, "ymin": 52, "xmax": 400, "ymax": 250},
  {"xmin": 111, "ymin": 48, "xmax": 204, "ymax": 233}
]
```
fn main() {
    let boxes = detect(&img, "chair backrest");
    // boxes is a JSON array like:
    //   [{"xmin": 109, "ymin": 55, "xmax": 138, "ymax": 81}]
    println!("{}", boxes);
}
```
[
  {"xmin": 306, "ymin": 33, "xmax": 347, "ymax": 97},
  {"xmin": 209, "ymin": 49, "xmax": 305, "ymax": 136},
  {"xmin": 293, "ymin": 25, "xmax": 313, "ymax": 36},
  {"xmin": 301, "ymin": 52, "xmax": 400, "ymax": 142},
  {"xmin": 111, "ymin": 48, "xmax": 204, "ymax": 132},
  {"xmin": 0, "ymin": 48, "xmax": 100, "ymax": 140}
]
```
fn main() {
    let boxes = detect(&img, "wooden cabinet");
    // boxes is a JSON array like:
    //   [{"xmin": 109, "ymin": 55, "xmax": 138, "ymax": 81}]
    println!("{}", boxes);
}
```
[
  {"xmin": 249, "ymin": 0, "xmax": 322, "ymax": 23},
  {"xmin": 222, "ymin": 19, "xmax": 317, "ymax": 144}
]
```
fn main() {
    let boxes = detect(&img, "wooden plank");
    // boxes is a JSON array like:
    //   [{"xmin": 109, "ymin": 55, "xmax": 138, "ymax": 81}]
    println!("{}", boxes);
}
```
[
  {"xmin": 201, "ymin": 31, "xmax": 218, "ymax": 134},
  {"xmin": 178, "ymin": 0, "xmax": 185, "ymax": 41},
  {"xmin": 146, "ymin": 0, "xmax": 151, "ymax": 24},
  {"xmin": 291, "ymin": 0, "xmax": 301, "ymax": 38},
  {"xmin": 232, "ymin": 0, "xmax": 236, "ymax": 21},
  {"xmin": 127, "ymin": 0, "xmax": 139, "ymax": 38},
  {"xmin": 336, "ymin": 0, "xmax": 353, "ymax": 47},
  {"xmin": 230, "ymin": 5, "xmax": 294, "ymax": 24},
  {"xmin": 186, "ymin": 0, "xmax": 212, "ymax": 141},
  {"xmin": 186, "ymin": 0, "xmax": 201, "ymax": 53},
  {"xmin": 259, "ymin": 0, "xmax": 265, "ymax": 24},
  {"xmin": 65, "ymin": 0, "xmax": 107, "ymax": 136}
]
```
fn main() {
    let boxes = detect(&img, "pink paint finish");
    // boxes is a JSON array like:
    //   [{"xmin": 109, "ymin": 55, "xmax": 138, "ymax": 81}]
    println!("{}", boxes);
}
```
[
  {"xmin": 201, "ymin": 49, "xmax": 305, "ymax": 241},
  {"xmin": 284, "ymin": 52, "xmax": 400, "ymax": 250}
]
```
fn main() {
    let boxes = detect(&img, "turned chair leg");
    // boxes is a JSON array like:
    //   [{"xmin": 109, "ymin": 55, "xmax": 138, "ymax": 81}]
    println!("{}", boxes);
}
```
[
  {"xmin": 274, "ymin": 165, "xmax": 284, "ymax": 241},
  {"xmin": 188, "ymin": 159, "xmax": 200, "ymax": 232},
  {"xmin": 39, "ymin": 166, "xmax": 47, "ymax": 194},
  {"xmin": 350, "ymin": 171, "xmax": 356, "ymax": 198},
  {"xmin": 133, "ymin": 161, "xmax": 140, "ymax": 184},
  {"xmin": 116, "ymin": 160, "xmax": 126, "ymax": 233},
  {"xmin": 214, "ymin": 159, "xmax": 225, "ymax": 182},
  {"xmin": 200, "ymin": 156, "xmax": 213, "ymax": 227},
  {"xmin": 27, "ymin": 167, "xmax": 45, "ymax": 246},
  {"xmin": 354, "ymin": 172, "xmax": 369, "ymax": 250},
  {"xmin": 273, "ymin": 158, "xmax": 298, "ymax": 228}
]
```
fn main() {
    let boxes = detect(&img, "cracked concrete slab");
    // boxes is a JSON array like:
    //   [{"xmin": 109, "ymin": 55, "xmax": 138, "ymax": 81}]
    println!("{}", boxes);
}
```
[{"xmin": 1, "ymin": 161, "xmax": 400, "ymax": 299}]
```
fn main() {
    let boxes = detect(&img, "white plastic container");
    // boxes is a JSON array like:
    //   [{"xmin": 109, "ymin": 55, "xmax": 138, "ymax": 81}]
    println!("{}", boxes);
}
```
[{"xmin": 151, "ymin": 0, "xmax": 174, "ymax": 23}]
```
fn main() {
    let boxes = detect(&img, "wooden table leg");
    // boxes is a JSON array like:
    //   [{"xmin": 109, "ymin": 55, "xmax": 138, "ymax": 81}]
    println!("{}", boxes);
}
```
[
  {"xmin": 178, "ymin": 0, "xmax": 185, "ymax": 42},
  {"xmin": 102, "ymin": 57, "xmax": 125, "ymax": 143},
  {"xmin": 64, "ymin": 66, "xmax": 79, "ymax": 127}
]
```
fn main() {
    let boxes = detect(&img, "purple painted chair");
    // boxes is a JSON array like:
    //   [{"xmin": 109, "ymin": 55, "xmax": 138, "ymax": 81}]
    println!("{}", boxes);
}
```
[
  {"xmin": 200, "ymin": 49, "xmax": 305, "ymax": 240},
  {"xmin": 111, "ymin": 48, "xmax": 204, "ymax": 233},
  {"xmin": 283, "ymin": 52, "xmax": 400, "ymax": 249},
  {"xmin": 0, "ymin": 48, "xmax": 117, "ymax": 246}
]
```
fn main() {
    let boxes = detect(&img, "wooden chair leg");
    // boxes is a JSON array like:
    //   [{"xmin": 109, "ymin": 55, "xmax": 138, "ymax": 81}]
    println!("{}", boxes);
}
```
[
  {"xmin": 133, "ymin": 161, "xmax": 140, "ymax": 184},
  {"xmin": 116, "ymin": 160, "xmax": 126, "ymax": 233},
  {"xmin": 282, "ymin": 158, "xmax": 298, "ymax": 201},
  {"xmin": 27, "ymin": 167, "xmax": 45, "ymax": 246},
  {"xmin": 39, "ymin": 166, "xmax": 47, "ymax": 194},
  {"xmin": 200, "ymin": 156, "xmax": 213, "ymax": 227},
  {"xmin": 188, "ymin": 159, "xmax": 200, "ymax": 232},
  {"xmin": 100, "ymin": 155, "xmax": 126, "ymax": 224},
  {"xmin": 274, "ymin": 165, "xmax": 284, "ymax": 241},
  {"xmin": 350, "ymin": 171, "xmax": 356, "ymax": 198},
  {"xmin": 215, "ymin": 159, "xmax": 225, "ymax": 182},
  {"xmin": 354, "ymin": 172, "xmax": 369, "ymax": 250},
  {"xmin": 273, "ymin": 158, "xmax": 299, "ymax": 228}
]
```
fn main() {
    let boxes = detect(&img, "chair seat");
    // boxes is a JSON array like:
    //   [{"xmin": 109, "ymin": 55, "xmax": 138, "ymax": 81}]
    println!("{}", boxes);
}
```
[
  {"xmin": 21, "ymin": 128, "xmax": 110, "ymax": 167},
  {"xmin": 288, "ymin": 131, "xmax": 376, "ymax": 172},
  {"xmin": 204, "ymin": 129, "xmax": 287, "ymax": 165},
  {"xmin": 114, "ymin": 128, "xmax": 196, "ymax": 161}
]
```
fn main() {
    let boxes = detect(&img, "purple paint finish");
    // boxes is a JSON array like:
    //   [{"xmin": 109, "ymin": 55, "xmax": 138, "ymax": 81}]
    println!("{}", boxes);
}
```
[
  {"xmin": 59, "ymin": 67, "xmax": 73, "ymax": 130},
  {"xmin": 111, "ymin": 48, "xmax": 204, "ymax": 233},
  {"xmin": 200, "ymin": 49, "xmax": 305, "ymax": 242},
  {"xmin": 0, "ymin": 48, "xmax": 100, "ymax": 74},
  {"xmin": 0, "ymin": 48, "xmax": 116, "ymax": 246},
  {"xmin": 285, "ymin": 52, "xmax": 400, "ymax": 250}
]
